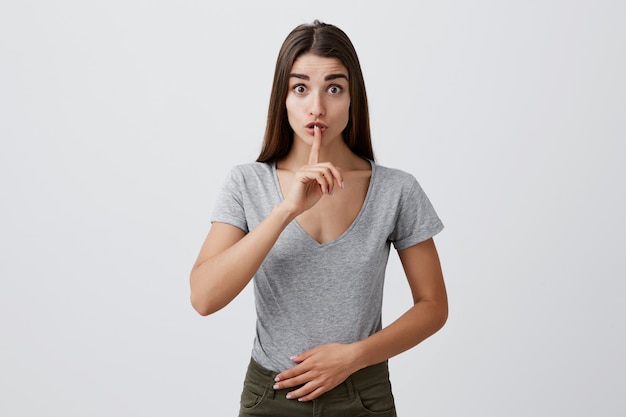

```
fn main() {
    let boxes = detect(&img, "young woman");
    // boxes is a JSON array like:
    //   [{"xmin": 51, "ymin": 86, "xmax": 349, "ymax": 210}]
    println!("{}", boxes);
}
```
[{"xmin": 190, "ymin": 20, "xmax": 447, "ymax": 417}]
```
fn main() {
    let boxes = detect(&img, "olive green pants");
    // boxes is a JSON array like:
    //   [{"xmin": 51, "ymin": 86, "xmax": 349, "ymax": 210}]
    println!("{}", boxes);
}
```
[{"xmin": 238, "ymin": 358, "xmax": 397, "ymax": 417}]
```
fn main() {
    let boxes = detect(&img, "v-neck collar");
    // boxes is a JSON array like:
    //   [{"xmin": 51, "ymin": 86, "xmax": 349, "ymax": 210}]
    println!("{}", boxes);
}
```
[{"xmin": 270, "ymin": 159, "xmax": 375, "ymax": 247}]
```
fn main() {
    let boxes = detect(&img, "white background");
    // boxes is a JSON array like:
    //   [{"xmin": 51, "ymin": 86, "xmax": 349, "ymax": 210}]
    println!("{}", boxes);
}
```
[{"xmin": 1, "ymin": 1, "xmax": 624, "ymax": 416}]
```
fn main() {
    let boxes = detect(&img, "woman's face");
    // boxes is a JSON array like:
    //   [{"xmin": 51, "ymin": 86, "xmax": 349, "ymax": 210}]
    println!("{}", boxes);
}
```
[{"xmin": 285, "ymin": 53, "xmax": 351, "ymax": 150}]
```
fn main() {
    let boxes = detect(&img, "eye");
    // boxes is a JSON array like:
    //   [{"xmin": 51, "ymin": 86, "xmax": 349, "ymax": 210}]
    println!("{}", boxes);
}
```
[
  {"xmin": 293, "ymin": 84, "xmax": 307, "ymax": 94},
  {"xmin": 327, "ymin": 84, "xmax": 343, "ymax": 94}
]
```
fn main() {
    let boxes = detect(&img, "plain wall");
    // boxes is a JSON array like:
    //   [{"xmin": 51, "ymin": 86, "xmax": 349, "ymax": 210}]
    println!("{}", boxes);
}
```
[{"xmin": 1, "ymin": 1, "xmax": 624, "ymax": 415}]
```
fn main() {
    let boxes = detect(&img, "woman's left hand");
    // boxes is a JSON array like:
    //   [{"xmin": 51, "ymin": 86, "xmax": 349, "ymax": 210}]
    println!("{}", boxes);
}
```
[{"xmin": 273, "ymin": 343, "xmax": 362, "ymax": 402}]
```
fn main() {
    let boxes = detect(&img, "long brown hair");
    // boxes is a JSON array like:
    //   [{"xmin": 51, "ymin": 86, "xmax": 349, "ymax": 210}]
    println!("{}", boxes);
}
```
[{"xmin": 257, "ymin": 20, "xmax": 374, "ymax": 162}]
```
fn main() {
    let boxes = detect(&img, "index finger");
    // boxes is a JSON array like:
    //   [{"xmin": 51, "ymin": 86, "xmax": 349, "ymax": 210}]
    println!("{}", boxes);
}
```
[{"xmin": 308, "ymin": 125, "xmax": 322, "ymax": 165}]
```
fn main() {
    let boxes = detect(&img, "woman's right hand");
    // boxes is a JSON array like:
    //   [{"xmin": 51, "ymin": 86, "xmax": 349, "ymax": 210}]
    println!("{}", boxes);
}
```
[
  {"xmin": 281, "ymin": 126, "xmax": 344, "ymax": 215},
  {"xmin": 192, "ymin": 127, "xmax": 342, "ymax": 315}
]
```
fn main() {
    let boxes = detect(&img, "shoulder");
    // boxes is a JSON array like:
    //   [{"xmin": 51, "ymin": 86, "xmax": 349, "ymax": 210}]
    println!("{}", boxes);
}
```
[
  {"xmin": 225, "ymin": 162, "xmax": 274, "ymax": 183},
  {"xmin": 372, "ymin": 162, "xmax": 420, "ymax": 192},
  {"xmin": 220, "ymin": 162, "xmax": 279, "ymax": 203},
  {"xmin": 229, "ymin": 161, "xmax": 272, "ymax": 176}
]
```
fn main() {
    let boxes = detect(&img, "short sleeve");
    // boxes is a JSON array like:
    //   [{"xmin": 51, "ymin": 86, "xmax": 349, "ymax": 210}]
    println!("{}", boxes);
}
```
[
  {"xmin": 390, "ymin": 177, "xmax": 444, "ymax": 250},
  {"xmin": 210, "ymin": 167, "xmax": 249, "ymax": 233}
]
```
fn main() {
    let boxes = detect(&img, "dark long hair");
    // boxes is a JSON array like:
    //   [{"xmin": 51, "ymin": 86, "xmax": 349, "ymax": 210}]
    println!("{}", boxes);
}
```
[{"xmin": 257, "ymin": 20, "xmax": 374, "ymax": 162}]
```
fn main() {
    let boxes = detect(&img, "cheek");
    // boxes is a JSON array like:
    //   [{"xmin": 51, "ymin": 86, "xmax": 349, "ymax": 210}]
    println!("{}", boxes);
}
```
[
  {"xmin": 285, "ymin": 96, "xmax": 300, "ymax": 118},
  {"xmin": 284, "ymin": 98, "xmax": 295, "ymax": 123},
  {"xmin": 339, "ymin": 100, "xmax": 351, "ymax": 124},
  {"xmin": 285, "ymin": 103, "xmax": 303, "ymax": 134}
]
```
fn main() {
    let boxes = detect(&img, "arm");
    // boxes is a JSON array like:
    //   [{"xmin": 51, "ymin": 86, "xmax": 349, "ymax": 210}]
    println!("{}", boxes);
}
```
[
  {"xmin": 274, "ymin": 237, "xmax": 447, "ymax": 401},
  {"xmin": 190, "ymin": 126, "xmax": 343, "ymax": 316},
  {"xmin": 189, "ymin": 207, "xmax": 295, "ymax": 316},
  {"xmin": 352, "ymin": 237, "xmax": 448, "ymax": 366}
]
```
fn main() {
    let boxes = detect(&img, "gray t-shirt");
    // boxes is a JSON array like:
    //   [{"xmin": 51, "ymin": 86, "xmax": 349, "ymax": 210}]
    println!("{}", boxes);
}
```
[{"xmin": 211, "ymin": 160, "xmax": 443, "ymax": 372}]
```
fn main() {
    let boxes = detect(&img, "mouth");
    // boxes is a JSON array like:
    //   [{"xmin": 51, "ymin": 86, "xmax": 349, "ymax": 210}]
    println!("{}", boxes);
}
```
[{"xmin": 305, "ymin": 122, "xmax": 328, "ymax": 134}]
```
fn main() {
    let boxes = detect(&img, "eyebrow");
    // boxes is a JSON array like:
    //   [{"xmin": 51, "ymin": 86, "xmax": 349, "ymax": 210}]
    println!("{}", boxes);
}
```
[{"xmin": 289, "ymin": 73, "xmax": 349, "ymax": 81}]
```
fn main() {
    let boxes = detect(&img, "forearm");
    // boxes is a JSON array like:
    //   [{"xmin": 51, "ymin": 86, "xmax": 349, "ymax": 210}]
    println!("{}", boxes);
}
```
[
  {"xmin": 352, "ymin": 298, "xmax": 448, "ymax": 370},
  {"xmin": 273, "ymin": 298, "xmax": 448, "ymax": 401},
  {"xmin": 190, "ymin": 204, "xmax": 296, "ymax": 315}
]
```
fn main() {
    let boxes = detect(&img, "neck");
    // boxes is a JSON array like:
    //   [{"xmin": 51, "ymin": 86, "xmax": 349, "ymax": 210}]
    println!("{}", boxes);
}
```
[{"xmin": 278, "ymin": 133, "xmax": 363, "ymax": 172}]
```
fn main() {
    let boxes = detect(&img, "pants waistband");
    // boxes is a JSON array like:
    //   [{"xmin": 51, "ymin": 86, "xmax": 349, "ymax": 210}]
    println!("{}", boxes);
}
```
[{"xmin": 246, "ymin": 357, "xmax": 390, "ymax": 400}]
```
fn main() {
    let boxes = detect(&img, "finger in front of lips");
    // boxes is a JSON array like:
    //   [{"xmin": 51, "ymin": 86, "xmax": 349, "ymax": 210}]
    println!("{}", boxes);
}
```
[{"xmin": 308, "ymin": 125, "xmax": 322, "ymax": 165}]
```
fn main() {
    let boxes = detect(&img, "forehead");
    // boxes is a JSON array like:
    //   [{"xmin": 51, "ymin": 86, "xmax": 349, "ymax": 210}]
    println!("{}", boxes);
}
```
[{"xmin": 290, "ymin": 53, "xmax": 348, "ymax": 77}]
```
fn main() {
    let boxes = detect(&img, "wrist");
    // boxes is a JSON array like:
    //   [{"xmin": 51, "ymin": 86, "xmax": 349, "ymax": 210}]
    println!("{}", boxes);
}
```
[
  {"xmin": 348, "ymin": 340, "xmax": 369, "ymax": 372},
  {"xmin": 273, "ymin": 203, "xmax": 298, "ymax": 223}
]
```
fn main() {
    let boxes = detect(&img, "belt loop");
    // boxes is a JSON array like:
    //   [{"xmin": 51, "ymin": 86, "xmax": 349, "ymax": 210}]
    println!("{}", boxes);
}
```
[
  {"xmin": 268, "ymin": 385, "xmax": 276, "ymax": 400},
  {"xmin": 345, "ymin": 375, "xmax": 356, "ymax": 403},
  {"xmin": 268, "ymin": 371, "xmax": 277, "ymax": 400}
]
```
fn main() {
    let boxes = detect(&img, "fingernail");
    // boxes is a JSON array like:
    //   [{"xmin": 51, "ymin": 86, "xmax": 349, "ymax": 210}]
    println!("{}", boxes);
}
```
[
  {"xmin": 286, "ymin": 394, "xmax": 292, "ymax": 399},
  {"xmin": 273, "ymin": 384, "xmax": 279, "ymax": 390},
  {"xmin": 274, "ymin": 376, "xmax": 280, "ymax": 382},
  {"xmin": 341, "ymin": 181, "xmax": 345, "ymax": 188},
  {"xmin": 289, "ymin": 356, "xmax": 297, "ymax": 360}
]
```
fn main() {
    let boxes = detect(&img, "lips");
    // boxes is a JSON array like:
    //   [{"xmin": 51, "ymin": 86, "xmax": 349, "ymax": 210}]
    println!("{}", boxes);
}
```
[
  {"xmin": 305, "ymin": 122, "xmax": 327, "ymax": 135},
  {"xmin": 306, "ymin": 122, "xmax": 327, "ymax": 129}
]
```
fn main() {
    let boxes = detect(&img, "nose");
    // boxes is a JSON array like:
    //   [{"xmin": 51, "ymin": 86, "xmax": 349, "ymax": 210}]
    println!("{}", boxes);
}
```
[{"xmin": 309, "ymin": 91, "xmax": 325, "ymax": 117}]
